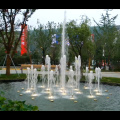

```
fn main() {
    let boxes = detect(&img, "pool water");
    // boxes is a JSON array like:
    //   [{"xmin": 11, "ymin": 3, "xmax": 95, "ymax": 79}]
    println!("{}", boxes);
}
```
[{"xmin": 0, "ymin": 81, "xmax": 120, "ymax": 111}]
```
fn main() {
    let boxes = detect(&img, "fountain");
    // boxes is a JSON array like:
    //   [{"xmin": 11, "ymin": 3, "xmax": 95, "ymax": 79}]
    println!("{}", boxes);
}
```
[
  {"xmin": 55, "ymin": 65, "xmax": 59, "ymax": 86},
  {"xmin": 84, "ymin": 67, "xmax": 89, "ymax": 89},
  {"xmin": 26, "ymin": 67, "xmax": 31, "ymax": 93},
  {"xmin": 45, "ymin": 55, "xmax": 51, "ymax": 91},
  {"xmin": 22, "ymin": 10, "xmax": 104, "ymax": 101},
  {"xmin": 0, "ymin": 10, "xmax": 117, "ymax": 111},
  {"xmin": 87, "ymin": 71, "xmax": 95, "ymax": 98},
  {"xmin": 88, "ymin": 71, "xmax": 94, "ymax": 95},
  {"xmin": 31, "ymin": 68, "xmax": 38, "ymax": 96},
  {"xmin": 40, "ymin": 65, "xmax": 45, "ymax": 88},
  {"xmin": 94, "ymin": 67, "xmax": 102, "ymax": 95},
  {"xmin": 75, "ymin": 55, "xmax": 81, "ymax": 90},
  {"xmin": 25, "ymin": 65, "xmax": 39, "ymax": 96},
  {"xmin": 61, "ymin": 10, "xmax": 66, "ymax": 57},
  {"xmin": 49, "ymin": 70, "xmax": 55, "ymax": 89},
  {"xmin": 60, "ymin": 10, "xmax": 67, "ymax": 90},
  {"xmin": 60, "ymin": 55, "xmax": 66, "ymax": 89},
  {"xmin": 68, "ymin": 66, "xmax": 75, "ymax": 99}
]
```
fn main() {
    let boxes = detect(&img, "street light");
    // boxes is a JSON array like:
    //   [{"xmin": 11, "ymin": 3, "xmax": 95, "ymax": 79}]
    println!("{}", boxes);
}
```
[
  {"xmin": 102, "ymin": 43, "xmax": 106, "ymax": 69},
  {"xmin": 102, "ymin": 47, "xmax": 104, "ymax": 57}
]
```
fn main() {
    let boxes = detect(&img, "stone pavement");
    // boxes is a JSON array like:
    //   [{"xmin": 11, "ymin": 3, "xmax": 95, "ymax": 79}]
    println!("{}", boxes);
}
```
[
  {"xmin": 98, "ymin": 72, "xmax": 120, "ymax": 78},
  {"xmin": 0, "ymin": 69, "xmax": 120, "ymax": 78},
  {"xmin": 83, "ymin": 72, "xmax": 120, "ymax": 78}
]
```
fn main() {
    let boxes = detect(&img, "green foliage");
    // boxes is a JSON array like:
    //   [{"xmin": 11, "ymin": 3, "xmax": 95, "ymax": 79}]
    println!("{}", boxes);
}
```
[
  {"xmin": 0, "ymin": 47, "xmax": 6, "ymax": 66},
  {"xmin": 93, "ymin": 9, "xmax": 119, "ymax": 67},
  {"xmin": 13, "ymin": 55, "xmax": 30, "ymax": 65},
  {"xmin": 0, "ymin": 91, "xmax": 6, "ymax": 105},
  {"xmin": 0, "ymin": 91, "xmax": 39, "ymax": 111},
  {"xmin": 30, "ymin": 21, "xmax": 62, "ymax": 64},
  {"xmin": 0, "ymin": 9, "xmax": 37, "ymax": 75},
  {"xmin": 66, "ymin": 17, "xmax": 95, "ymax": 66}
]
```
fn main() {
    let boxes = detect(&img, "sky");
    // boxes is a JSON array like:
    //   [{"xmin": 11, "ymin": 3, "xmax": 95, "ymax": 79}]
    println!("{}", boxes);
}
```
[{"xmin": 26, "ymin": 9, "xmax": 120, "ymax": 29}]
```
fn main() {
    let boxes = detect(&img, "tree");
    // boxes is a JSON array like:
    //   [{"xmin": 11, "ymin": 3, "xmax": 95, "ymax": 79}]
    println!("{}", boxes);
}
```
[
  {"xmin": 111, "ymin": 28, "xmax": 120, "ymax": 71},
  {"xmin": 66, "ymin": 16, "xmax": 95, "ymax": 72},
  {"xmin": 93, "ymin": 9, "xmax": 119, "ymax": 69},
  {"xmin": 25, "ymin": 25, "xmax": 33, "ymax": 64},
  {"xmin": 0, "ymin": 9, "xmax": 36, "ymax": 75},
  {"xmin": 50, "ymin": 23, "xmax": 62, "ymax": 64},
  {"xmin": 31, "ymin": 21, "xmax": 62, "ymax": 64}
]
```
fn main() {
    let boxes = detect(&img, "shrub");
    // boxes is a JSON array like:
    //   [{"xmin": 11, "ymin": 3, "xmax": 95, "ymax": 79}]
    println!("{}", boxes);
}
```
[{"xmin": 0, "ymin": 91, "xmax": 39, "ymax": 111}]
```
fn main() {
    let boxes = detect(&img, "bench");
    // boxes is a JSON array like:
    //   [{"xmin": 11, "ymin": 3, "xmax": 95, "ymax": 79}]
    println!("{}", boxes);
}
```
[{"xmin": 21, "ymin": 64, "xmax": 57, "ymax": 70}]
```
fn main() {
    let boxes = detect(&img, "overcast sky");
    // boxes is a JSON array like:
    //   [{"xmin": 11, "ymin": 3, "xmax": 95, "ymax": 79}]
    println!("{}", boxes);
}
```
[{"xmin": 26, "ymin": 9, "xmax": 120, "ymax": 29}]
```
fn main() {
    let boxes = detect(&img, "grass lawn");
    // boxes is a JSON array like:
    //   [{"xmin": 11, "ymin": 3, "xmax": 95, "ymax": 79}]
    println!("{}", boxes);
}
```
[
  {"xmin": 0, "ymin": 74, "xmax": 27, "ymax": 80},
  {"xmin": 0, "ymin": 74, "xmax": 120, "ymax": 86},
  {"xmin": 80, "ymin": 76, "xmax": 120, "ymax": 86},
  {"xmin": 101, "ymin": 77, "xmax": 120, "ymax": 84}
]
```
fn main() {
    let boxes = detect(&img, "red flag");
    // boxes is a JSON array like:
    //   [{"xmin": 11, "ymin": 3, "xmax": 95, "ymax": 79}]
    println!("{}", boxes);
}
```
[{"xmin": 21, "ymin": 24, "xmax": 27, "ymax": 55}]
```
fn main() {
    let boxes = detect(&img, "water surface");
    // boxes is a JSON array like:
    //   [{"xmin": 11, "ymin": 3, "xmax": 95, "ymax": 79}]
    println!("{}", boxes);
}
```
[{"xmin": 0, "ymin": 81, "xmax": 120, "ymax": 111}]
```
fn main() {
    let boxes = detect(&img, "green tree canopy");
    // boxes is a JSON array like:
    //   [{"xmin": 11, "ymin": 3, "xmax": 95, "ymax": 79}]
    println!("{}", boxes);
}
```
[
  {"xmin": 31, "ymin": 21, "xmax": 62, "ymax": 64},
  {"xmin": 66, "ymin": 16, "xmax": 95, "ymax": 68},
  {"xmin": 0, "ymin": 9, "xmax": 36, "ymax": 75},
  {"xmin": 93, "ymin": 9, "xmax": 119, "ymax": 68}
]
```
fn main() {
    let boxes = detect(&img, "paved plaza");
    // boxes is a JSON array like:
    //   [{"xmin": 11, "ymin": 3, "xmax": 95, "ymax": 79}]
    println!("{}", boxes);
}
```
[{"xmin": 99, "ymin": 72, "xmax": 120, "ymax": 78}]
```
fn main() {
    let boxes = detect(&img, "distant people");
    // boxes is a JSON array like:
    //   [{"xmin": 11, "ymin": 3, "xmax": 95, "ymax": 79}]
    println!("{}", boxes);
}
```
[{"xmin": 20, "ymin": 67, "xmax": 23, "ymax": 74}]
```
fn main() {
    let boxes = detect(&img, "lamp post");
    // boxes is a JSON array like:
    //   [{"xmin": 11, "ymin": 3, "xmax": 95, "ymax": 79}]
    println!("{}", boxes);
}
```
[
  {"xmin": 102, "ymin": 46, "xmax": 105, "ymax": 70},
  {"xmin": 40, "ymin": 46, "xmax": 44, "ymax": 64},
  {"xmin": 80, "ymin": 41, "xmax": 84, "ymax": 76},
  {"xmin": 102, "ymin": 43, "xmax": 106, "ymax": 70}
]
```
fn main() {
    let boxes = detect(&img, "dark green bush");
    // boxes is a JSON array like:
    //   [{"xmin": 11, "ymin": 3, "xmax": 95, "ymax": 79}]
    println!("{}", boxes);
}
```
[{"xmin": 0, "ymin": 91, "xmax": 39, "ymax": 111}]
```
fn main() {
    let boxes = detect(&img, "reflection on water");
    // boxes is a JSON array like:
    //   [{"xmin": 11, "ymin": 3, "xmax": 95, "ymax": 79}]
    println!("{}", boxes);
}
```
[{"xmin": 0, "ymin": 81, "xmax": 120, "ymax": 111}]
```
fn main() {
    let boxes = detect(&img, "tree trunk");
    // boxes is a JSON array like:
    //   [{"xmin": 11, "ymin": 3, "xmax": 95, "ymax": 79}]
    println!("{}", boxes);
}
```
[
  {"xmin": 29, "ymin": 54, "xmax": 32, "ymax": 64},
  {"xmin": 42, "ymin": 48, "xmax": 45, "ymax": 65},
  {"xmin": 79, "ymin": 48, "xmax": 83, "ymax": 77},
  {"xmin": 88, "ymin": 57, "xmax": 91, "ymax": 71},
  {"xmin": 108, "ymin": 55, "xmax": 111, "ymax": 70},
  {"xmin": 6, "ymin": 54, "xmax": 11, "ymax": 75},
  {"xmin": 80, "ymin": 62, "xmax": 83, "ymax": 78}
]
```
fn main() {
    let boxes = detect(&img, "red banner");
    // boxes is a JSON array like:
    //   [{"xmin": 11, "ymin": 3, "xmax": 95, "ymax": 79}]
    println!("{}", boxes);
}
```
[{"xmin": 21, "ymin": 24, "xmax": 27, "ymax": 56}]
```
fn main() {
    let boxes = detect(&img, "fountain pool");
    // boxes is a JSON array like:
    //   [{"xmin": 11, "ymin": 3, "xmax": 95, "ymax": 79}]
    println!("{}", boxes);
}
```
[{"xmin": 0, "ymin": 81, "xmax": 120, "ymax": 111}]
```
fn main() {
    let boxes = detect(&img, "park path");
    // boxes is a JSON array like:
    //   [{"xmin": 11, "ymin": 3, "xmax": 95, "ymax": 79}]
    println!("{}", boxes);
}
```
[
  {"xmin": 0, "ymin": 69, "xmax": 120, "ymax": 78},
  {"xmin": 98, "ymin": 72, "xmax": 120, "ymax": 78}
]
